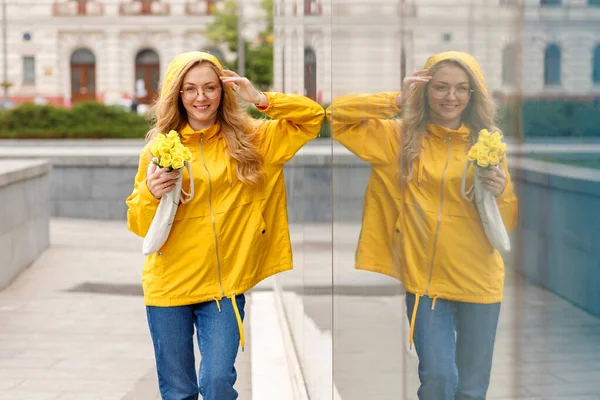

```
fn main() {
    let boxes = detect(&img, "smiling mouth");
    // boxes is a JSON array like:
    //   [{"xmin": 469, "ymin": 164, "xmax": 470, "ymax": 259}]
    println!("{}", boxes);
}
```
[
  {"xmin": 441, "ymin": 104, "xmax": 459, "ymax": 109},
  {"xmin": 194, "ymin": 105, "xmax": 210, "ymax": 111}
]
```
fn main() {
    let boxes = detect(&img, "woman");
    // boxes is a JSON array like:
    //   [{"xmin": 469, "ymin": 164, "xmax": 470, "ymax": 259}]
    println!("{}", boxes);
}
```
[
  {"xmin": 329, "ymin": 51, "xmax": 518, "ymax": 399},
  {"xmin": 126, "ymin": 51, "xmax": 324, "ymax": 400}
]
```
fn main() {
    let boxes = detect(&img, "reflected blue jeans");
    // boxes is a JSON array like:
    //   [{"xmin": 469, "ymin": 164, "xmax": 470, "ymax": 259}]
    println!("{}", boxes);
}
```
[
  {"xmin": 406, "ymin": 293, "xmax": 501, "ymax": 400},
  {"xmin": 146, "ymin": 294, "xmax": 245, "ymax": 400}
]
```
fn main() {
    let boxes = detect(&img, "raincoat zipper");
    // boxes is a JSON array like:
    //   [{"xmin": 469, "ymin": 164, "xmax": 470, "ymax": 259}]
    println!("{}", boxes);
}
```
[
  {"xmin": 199, "ymin": 134, "xmax": 225, "ymax": 297},
  {"xmin": 425, "ymin": 135, "xmax": 452, "ymax": 294}
]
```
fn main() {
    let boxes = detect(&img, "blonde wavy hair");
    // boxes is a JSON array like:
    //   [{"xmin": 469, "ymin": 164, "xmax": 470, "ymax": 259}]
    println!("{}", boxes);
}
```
[
  {"xmin": 146, "ymin": 59, "xmax": 265, "ymax": 186},
  {"xmin": 400, "ymin": 58, "xmax": 499, "ymax": 182}
]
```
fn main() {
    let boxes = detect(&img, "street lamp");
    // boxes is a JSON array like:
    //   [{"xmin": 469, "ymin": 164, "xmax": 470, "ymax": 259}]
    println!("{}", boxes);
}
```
[
  {"xmin": 237, "ymin": 0, "xmax": 245, "ymax": 76},
  {"xmin": 1, "ymin": 0, "xmax": 9, "ymax": 108}
]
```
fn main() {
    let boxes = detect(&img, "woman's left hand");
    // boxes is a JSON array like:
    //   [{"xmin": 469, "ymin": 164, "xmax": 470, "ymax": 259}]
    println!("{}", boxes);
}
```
[
  {"xmin": 221, "ymin": 70, "xmax": 265, "ymax": 106},
  {"xmin": 478, "ymin": 165, "xmax": 507, "ymax": 197}
]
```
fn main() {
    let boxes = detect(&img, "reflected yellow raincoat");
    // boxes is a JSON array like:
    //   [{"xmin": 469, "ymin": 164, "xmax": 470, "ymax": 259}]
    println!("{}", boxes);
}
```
[
  {"xmin": 126, "ymin": 53, "xmax": 324, "ymax": 318},
  {"xmin": 329, "ymin": 52, "xmax": 518, "ymax": 312}
]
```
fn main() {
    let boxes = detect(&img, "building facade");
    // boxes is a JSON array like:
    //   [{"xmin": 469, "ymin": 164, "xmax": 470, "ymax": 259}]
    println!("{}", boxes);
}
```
[
  {"xmin": 2, "ymin": 0, "xmax": 600, "ymax": 107},
  {"xmin": 274, "ymin": 0, "xmax": 600, "ymax": 104},
  {"xmin": 2, "ymin": 0, "xmax": 265, "ymax": 106}
]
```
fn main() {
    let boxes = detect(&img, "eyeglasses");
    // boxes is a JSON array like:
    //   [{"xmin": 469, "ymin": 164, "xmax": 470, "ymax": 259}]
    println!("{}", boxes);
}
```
[
  {"xmin": 429, "ymin": 85, "xmax": 473, "ymax": 100},
  {"xmin": 180, "ymin": 85, "xmax": 221, "ymax": 101}
]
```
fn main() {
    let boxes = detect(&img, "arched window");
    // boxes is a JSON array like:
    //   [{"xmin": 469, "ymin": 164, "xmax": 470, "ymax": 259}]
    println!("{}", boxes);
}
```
[
  {"xmin": 304, "ymin": 48, "xmax": 317, "ymax": 100},
  {"xmin": 593, "ymin": 45, "xmax": 600, "ymax": 84},
  {"xmin": 502, "ymin": 44, "xmax": 517, "ymax": 85},
  {"xmin": 70, "ymin": 49, "xmax": 96, "ymax": 103},
  {"xmin": 135, "ymin": 49, "xmax": 160, "ymax": 104},
  {"xmin": 544, "ymin": 44, "xmax": 561, "ymax": 86},
  {"xmin": 76, "ymin": 0, "xmax": 87, "ymax": 14}
]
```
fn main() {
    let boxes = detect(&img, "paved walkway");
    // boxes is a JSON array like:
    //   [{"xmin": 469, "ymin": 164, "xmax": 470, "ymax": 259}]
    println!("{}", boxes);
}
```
[
  {"xmin": 2, "ymin": 219, "xmax": 600, "ymax": 399},
  {"xmin": 0, "ymin": 219, "xmax": 251, "ymax": 400},
  {"xmin": 278, "ymin": 224, "xmax": 600, "ymax": 400}
]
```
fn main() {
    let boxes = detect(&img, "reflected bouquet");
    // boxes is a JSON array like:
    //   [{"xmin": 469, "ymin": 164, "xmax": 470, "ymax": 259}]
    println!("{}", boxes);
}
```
[
  {"xmin": 467, "ymin": 129, "xmax": 507, "ymax": 168},
  {"xmin": 461, "ymin": 129, "xmax": 510, "ymax": 252}
]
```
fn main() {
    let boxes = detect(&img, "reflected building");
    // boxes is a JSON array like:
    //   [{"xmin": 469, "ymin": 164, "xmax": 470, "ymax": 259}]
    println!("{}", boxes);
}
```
[{"xmin": 274, "ymin": 0, "xmax": 600, "ymax": 103}]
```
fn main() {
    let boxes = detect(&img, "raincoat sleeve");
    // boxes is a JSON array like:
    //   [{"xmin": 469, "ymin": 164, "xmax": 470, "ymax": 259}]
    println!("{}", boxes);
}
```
[
  {"xmin": 126, "ymin": 143, "xmax": 160, "ymax": 237},
  {"xmin": 496, "ymin": 157, "xmax": 519, "ymax": 232},
  {"xmin": 327, "ymin": 92, "xmax": 402, "ymax": 165},
  {"xmin": 255, "ymin": 92, "xmax": 325, "ymax": 164}
]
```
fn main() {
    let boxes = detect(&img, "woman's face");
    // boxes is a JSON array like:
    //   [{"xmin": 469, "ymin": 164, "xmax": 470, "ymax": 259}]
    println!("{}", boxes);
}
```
[
  {"xmin": 426, "ymin": 65, "xmax": 472, "ymax": 130},
  {"xmin": 180, "ymin": 64, "xmax": 222, "ymax": 131}
]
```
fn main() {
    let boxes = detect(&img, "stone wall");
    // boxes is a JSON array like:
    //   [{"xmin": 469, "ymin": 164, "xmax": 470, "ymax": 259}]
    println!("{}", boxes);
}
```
[{"xmin": 0, "ymin": 160, "xmax": 51, "ymax": 290}]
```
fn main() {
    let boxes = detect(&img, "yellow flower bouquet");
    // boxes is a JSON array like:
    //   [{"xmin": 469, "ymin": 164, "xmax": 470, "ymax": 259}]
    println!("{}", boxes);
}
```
[
  {"xmin": 143, "ymin": 130, "xmax": 195, "ymax": 256},
  {"xmin": 149, "ymin": 130, "xmax": 193, "ymax": 171},
  {"xmin": 461, "ymin": 128, "xmax": 511, "ymax": 252},
  {"xmin": 466, "ymin": 129, "xmax": 507, "ymax": 169}
]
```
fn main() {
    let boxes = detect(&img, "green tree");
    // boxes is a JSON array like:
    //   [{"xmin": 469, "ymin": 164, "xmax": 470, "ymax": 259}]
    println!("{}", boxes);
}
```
[{"xmin": 207, "ymin": 0, "xmax": 274, "ymax": 90}]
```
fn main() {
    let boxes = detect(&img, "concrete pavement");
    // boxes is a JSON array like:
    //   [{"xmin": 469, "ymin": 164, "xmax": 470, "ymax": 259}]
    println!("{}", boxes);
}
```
[
  {"xmin": 2, "ymin": 219, "xmax": 600, "ymax": 399},
  {"xmin": 0, "ymin": 219, "xmax": 254, "ymax": 399}
]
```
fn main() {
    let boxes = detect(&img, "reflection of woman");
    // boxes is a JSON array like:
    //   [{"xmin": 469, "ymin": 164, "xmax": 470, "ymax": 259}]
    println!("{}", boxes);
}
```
[
  {"xmin": 126, "ymin": 52, "xmax": 324, "ymax": 400},
  {"xmin": 330, "ymin": 51, "xmax": 518, "ymax": 399}
]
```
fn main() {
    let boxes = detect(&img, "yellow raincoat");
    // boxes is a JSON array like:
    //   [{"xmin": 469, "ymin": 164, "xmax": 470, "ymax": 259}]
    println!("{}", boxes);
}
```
[
  {"xmin": 329, "ymin": 52, "xmax": 518, "ymax": 312},
  {"xmin": 126, "ymin": 53, "xmax": 324, "ymax": 347}
]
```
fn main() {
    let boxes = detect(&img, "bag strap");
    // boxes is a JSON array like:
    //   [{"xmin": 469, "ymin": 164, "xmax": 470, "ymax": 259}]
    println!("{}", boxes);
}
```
[
  {"xmin": 461, "ymin": 158, "xmax": 475, "ymax": 202},
  {"xmin": 180, "ymin": 162, "xmax": 195, "ymax": 204}
]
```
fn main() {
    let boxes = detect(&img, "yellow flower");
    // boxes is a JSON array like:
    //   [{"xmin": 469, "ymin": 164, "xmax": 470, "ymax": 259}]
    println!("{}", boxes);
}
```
[
  {"xmin": 477, "ymin": 153, "xmax": 490, "ymax": 168},
  {"xmin": 479, "ymin": 129, "xmax": 491, "ymax": 139},
  {"xmin": 497, "ymin": 142, "xmax": 507, "ymax": 156},
  {"xmin": 171, "ymin": 154, "xmax": 185, "ymax": 170},
  {"xmin": 158, "ymin": 141, "xmax": 172, "ymax": 157},
  {"xmin": 488, "ymin": 139, "xmax": 502, "ymax": 152},
  {"xmin": 479, "ymin": 145, "xmax": 490, "ymax": 155},
  {"xmin": 160, "ymin": 153, "xmax": 172, "ymax": 168},
  {"xmin": 467, "ymin": 145, "xmax": 479, "ymax": 161},
  {"xmin": 167, "ymin": 130, "xmax": 179, "ymax": 140},
  {"xmin": 491, "ymin": 131, "xmax": 503, "ymax": 141},
  {"xmin": 489, "ymin": 152, "xmax": 500, "ymax": 166}
]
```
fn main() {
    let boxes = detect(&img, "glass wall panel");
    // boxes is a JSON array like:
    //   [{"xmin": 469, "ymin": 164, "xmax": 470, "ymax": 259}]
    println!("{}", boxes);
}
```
[{"xmin": 327, "ymin": 1, "xmax": 600, "ymax": 399}]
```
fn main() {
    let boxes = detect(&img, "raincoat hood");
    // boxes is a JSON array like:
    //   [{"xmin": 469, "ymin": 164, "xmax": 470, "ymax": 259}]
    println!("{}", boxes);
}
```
[
  {"xmin": 160, "ymin": 51, "xmax": 224, "ymax": 98},
  {"xmin": 424, "ymin": 51, "xmax": 487, "ymax": 95}
]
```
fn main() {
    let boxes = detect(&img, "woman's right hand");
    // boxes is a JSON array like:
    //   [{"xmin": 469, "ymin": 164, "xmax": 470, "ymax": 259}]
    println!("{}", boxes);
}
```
[
  {"xmin": 146, "ymin": 163, "xmax": 181, "ymax": 199},
  {"xmin": 397, "ymin": 69, "xmax": 432, "ymax": 107}
]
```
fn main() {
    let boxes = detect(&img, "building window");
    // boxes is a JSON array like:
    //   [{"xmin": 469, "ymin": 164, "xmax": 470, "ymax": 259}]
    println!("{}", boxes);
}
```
[
  {"xmin": 140, "ymin": 0, "xmax": 155, "ymax": 14},
  {"xmin": 593, "ymin": 45, "xmax": 600, "ymax": 84},
  {"xmin": 540, "ymin": 0, "xmax": 560, "ymax": 5},
  {"xmin": 304, "ymin": 0, "xmax": 321, "ymax": 15},
  {"xmin": 304, "ymin": 48, "xmax": 317, "ymax": 101},
  {"xmin": 544, "ymin": 44, "xmax": 561, "ymax": 86},
  {"xmin": 135, "ymin": 49, "xmax": 160, "ymax": 104},
  {"xmin": 502, "ymin": 44, "xmax": 517, "ymax": 85},
  {"xmin": 23, "ymin": 56, "xmax": 35, "ymax": 84},
  {"xmin": 590, "ymin": 0, "xmax": 600, "ymax": 6},
  {"xmin": 70, "ymin": 48, "xmax": 96, "ymax": 103}
]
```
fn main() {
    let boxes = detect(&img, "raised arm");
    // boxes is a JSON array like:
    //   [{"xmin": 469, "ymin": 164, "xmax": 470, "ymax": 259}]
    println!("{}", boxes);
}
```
[
  {"xmin": 254, "ymin": 93, "xmax": 325, "ymax": 164},
  {"xmin": 327, "ymin": 92, "xmax": 402, "ymax": 165}
]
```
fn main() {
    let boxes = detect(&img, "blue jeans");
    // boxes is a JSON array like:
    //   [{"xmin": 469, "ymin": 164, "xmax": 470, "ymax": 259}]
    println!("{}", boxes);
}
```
[
  {"xmin": 406, "ymin": 293, "xmax": 501, "ymax": 400},
  {"xmin": 146, "ymin": 294, "xmax": 246, "ymax": 400}
]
